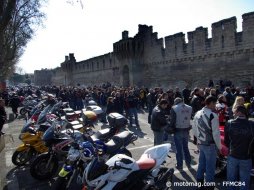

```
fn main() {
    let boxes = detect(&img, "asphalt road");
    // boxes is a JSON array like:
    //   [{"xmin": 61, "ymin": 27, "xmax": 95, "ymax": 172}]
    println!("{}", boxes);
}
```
[{"xmin": 0, "ymin": 108, "xmax": 253, "ymax": 190}]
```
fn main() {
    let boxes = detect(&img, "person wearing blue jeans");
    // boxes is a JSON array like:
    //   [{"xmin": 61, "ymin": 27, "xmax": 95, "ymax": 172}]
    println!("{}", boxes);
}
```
[
  {"xmin": 193, "ymin": 96, "xmax": 221, "ymax": 190},
  {"xmin": 126, "ymin": 91, "xmax": 140, "ymax": 127},
  {"xmin": 227, "ymin": 156, "xmax": 252, "ymax": 190},
  {"xmin": 151, "ymin": 99, "xmax": 168, "ymax": 146},
  {"xmin": 167, "ymin": 98, "xmax": 192, "ymax": 170},
  {"xmin": 224, "ymin": 106, "xmax": 254, "ymax": 190},
  {"xmin": 174, "ymin": 131, "xmax": 192, "ymax": 169},
  {"xmin": 129, "ymin": 107, "xmax": 139, "ymax": 127},
  {"xmin": 196, "ymin": 144, "xmax": 217, "ymax": 182}
]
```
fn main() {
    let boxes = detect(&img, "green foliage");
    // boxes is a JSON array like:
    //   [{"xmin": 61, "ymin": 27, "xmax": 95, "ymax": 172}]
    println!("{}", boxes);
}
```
[{"xmin": 8, "ymin": 73, "xmax": 25, "ymax": 84}]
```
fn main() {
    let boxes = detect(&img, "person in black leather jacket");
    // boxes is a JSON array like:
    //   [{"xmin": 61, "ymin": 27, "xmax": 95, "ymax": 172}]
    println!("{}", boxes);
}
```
[
  {"xmin": 224, "ymin": 106, "xmax": 254, "ymax": 190},
  {"xmin": 151, "ymin": 99, "xmax": 168, "ymax": 145},
  {"xmin": 0, "ymin": 98, "xmax": 7, "ymax": 135}
]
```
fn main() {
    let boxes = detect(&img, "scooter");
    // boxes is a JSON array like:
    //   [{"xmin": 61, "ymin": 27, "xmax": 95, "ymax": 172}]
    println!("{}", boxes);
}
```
[{"xmin": 83, "ymin": 143, "xmax": 174, "ymax": 190}]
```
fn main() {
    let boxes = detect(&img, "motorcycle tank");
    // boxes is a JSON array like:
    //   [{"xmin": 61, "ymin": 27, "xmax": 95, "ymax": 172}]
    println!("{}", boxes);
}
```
[
  {"xmin": 87, "ymin": 157, "xmax": 108, "ymax": 181},
  {"xmin": 42, "ymin": 121, "xmax": 71, "ymax": 147}
]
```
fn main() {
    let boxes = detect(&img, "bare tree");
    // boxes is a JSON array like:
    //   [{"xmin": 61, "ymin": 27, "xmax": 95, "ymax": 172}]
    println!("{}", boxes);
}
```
[
  {"xmin": 67, "ymin": 0, "xmax": 84, "ymax": 9},
  {"xmin": 0, "ymin": 0, "xmax": 46, "ymax": 81}
]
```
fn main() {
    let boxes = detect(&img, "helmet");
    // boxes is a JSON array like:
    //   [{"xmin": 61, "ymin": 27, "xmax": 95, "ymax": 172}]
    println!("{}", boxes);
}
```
[
  {"xmin": 81, "ymin": 141, "xmax": 94, "ymax": 158},
  {"xmin": 82, "ymin": 111, "xmax": 97, "ymax": 125},
  {"xmin": 94, "ymin": 140, "xmax": 107, "ymax": 154}
]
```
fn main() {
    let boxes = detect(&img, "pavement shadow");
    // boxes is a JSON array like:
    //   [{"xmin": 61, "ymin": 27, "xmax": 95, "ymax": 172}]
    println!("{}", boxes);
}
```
[
  {"xmin": 137, "ymin": 109, "xmax": 146, "ymax": 114},
  {"xmin": 179, "ymin": 170, "xmax": 195, "ymax": 183},
  {"xmin": 4, "ymin": 166, "xmax": 55, "ymax": 190},
  {"xmin": 127, "ymin": 125, "xmax": 147, "ymax": 138}
]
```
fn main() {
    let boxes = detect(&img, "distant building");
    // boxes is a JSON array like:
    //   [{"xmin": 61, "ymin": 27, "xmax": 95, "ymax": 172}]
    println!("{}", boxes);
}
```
[
  {"xmin": 34, "ymin": 69, "xmax": 53, "ymax": 86},
  {"xmin": 35, "ymin": 12, "xmax": 254, "ymax": 88}
]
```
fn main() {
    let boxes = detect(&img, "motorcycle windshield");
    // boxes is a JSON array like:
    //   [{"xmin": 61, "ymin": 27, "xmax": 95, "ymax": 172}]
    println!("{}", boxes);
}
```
[
  {"xmin": 42, "ymin": 124, "xmax": 55, "ymax": 142},
  {"xmin": 49, "ymin": 101, "xmax": 62, "ymax": 114},
  {"xmin": 21, "ymin": 120, "xmax": 34, "ymax": 133},
  {"xmin": 36, "ymin": 105, "xmax": 53, "ymax": 125}
]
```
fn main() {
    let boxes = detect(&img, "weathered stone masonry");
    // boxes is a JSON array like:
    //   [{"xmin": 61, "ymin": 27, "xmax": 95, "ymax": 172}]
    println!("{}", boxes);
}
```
[{"xmin": 34, "ymin": 12, "xmax": 254, "ymax": 88}]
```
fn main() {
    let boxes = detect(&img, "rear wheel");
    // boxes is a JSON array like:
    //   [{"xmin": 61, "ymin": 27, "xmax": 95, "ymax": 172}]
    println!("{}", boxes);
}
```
[
  {"xmin": 30, "ymin": 153, "xmax": 58, "ymax": 180},
  {"xmin": 12, "ymin": 148, "xmax": 34, "ymax": 166},
  {"xmin": 153, "ymin": 167, "xmax": 174, "ymax": 190}
]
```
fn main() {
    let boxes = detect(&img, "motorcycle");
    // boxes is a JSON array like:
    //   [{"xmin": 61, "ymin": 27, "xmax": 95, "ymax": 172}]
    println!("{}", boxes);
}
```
[
  {"xmin": 20, "ymin": 98, "xmax": 39, "ymax": 116},
  {"xmin": 29, "ymin": 119, "xmax": 83, "ymax": 180},
  {"xmin": 11, "ymin": 121, "xmax": 49, "ymax": 166},
  {"xmin": 54, "ymin": 130, "xmax": 137, "ymax": 190},
  {"xmin": 82, "ymin": 143, "xmax": 174, "ymax": 190},
  {"xmin": 11, "ymin": 104, "xmax": 61, "ymax": 166}
]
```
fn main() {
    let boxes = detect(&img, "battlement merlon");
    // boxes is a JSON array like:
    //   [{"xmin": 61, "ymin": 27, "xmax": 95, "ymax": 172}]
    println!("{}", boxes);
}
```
[
  {"xmin": 242, "ymin": 11, "xmax": 254, "ymax": 20},
  {"xmin": 122, "ymin": 31, "xmax": 129, "ymax": 40},
  {"xmin": 138, "ymin": 24, "xmax": 153, "ymax": 34},
  {"xmin": 69, "ymin": 53, "xmax": 76, "ymax": 62},
  {"xmin": 211, "ymin": 16, "xmax": 237, "ymax": 28},
  {"xmin": 187, "ymin": 27, "xmax": 208, "ymax": 41},
  {"xmin": 165, "ymin": 32, "xmax": 185, "ymax": 42}
]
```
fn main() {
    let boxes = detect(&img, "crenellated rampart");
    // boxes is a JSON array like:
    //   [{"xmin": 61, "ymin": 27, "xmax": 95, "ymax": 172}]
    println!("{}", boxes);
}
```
[{"xmin": 36, "ymin": 11, "xmax": 254, "ymax": 88}]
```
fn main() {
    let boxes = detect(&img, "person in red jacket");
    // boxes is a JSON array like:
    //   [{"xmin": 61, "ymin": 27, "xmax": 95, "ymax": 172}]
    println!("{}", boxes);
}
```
[{"xmin": 216, "ymin": 95, "xmax": 228, "ymax": 125}]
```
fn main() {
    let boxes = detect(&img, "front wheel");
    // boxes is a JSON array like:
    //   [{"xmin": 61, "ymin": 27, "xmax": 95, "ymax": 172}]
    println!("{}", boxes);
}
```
[
  {"xmin": 54, "ymin": 176, "xmax": 70, "ymax": 190},
  {"xmin": 30, "ymin": 153, "xmax": 58, "ymax": 180},
  {"xmin": 19, "ymin": 108, "xmax": 27, "ymax": 116},
  {"xmin": 12, "ymin": 148, "xmax": 34, "ymax": 166}
]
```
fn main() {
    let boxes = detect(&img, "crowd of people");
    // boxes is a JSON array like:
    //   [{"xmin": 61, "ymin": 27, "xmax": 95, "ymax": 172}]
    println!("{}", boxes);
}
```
[{"xmin": 1, "ymin": 82, "xmax": 254, "ymax": 189}]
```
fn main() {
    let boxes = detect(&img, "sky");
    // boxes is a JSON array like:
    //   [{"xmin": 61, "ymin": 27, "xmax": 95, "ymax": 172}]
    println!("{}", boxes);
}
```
[{"xmin": 18, "ymin": 0, "xmax": 254, "ymax": 73}]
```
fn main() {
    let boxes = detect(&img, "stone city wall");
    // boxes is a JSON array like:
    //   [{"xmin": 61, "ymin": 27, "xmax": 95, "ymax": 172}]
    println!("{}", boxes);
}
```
[{"xmin": 35, "ymin": 11, "xmax": 254, "ymax": 88}]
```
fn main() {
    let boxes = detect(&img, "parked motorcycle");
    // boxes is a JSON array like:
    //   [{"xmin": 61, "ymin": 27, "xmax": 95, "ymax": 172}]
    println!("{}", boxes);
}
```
[
  {"xmin": 82, "ymin": 143, "xmax": 174, "ymax": 190},
  {"xmin": 11, "ymin": 121, "xmax": 49, "ymax": 166},
  {"xmin": 29, "ymin": 119, "xmax": 83, "ymax": 180},
  {"xmin": 54, "ymin": 130, "xmax": 137, "ymax": 190},
  {"xmin": 20, "ymin": 98, "xmax": 39, "ymax": 116}
]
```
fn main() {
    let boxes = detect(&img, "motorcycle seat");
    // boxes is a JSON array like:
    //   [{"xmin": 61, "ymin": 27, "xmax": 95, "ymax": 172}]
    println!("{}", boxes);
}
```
[
  {"xmin": 91, "ymin": 128, "xmax": 111, "ymax": 141},
  {"xmin": 111, "ymin": 131, "xmax": 133, "ymax": 142},
  {"xmin": 70, "ymin": 121, "xmax": 80, "ymax": 125},
  {"xmin": 72, "ymin": 124, "xmax": 83, "ymax": 130},
  {"xmin": 137, "ymin": 154, "xmax": 156, "ymax": 169},
  {"xmin": 63, "ymin": 108, "xmax": 74, "ymax": 113},
  {"xmin": 104, "ymin": 131, "xmax": 133, "ymax": 154},
  {"xmin": 66, "ymin": 112, "xmax": 76, "ymax": 116},
  {"xmin": 74, "ymin": 110, "xmax": 82, "ymax": 115}
]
